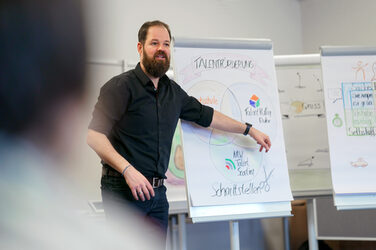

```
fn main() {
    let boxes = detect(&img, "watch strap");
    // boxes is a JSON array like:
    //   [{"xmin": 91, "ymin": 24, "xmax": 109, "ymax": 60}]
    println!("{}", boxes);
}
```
[{"xmin": 243, "ymin": 122, "xmax": 252, "ymax": 136}]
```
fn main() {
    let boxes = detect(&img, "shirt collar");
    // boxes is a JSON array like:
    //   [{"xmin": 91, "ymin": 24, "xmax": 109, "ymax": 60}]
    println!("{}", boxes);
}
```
[{"xmin": 134, "ymin": 62, "xmax": 170, "ymax": 86}]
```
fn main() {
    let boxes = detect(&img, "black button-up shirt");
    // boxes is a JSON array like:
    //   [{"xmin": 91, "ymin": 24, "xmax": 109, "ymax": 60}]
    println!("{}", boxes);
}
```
[{"xmin": 89, "ymin": 63, "xmax": 214, "ymax": 178}]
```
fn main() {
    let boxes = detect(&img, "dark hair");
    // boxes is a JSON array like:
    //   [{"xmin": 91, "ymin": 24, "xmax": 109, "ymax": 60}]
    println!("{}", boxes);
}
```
[
  {"xmin": 0, "ymin": 0, "xmax": 86, "ymax": 134},
  {"xmin": 138, "ymin": 20, "xmax": 171, "ymax": 45}
]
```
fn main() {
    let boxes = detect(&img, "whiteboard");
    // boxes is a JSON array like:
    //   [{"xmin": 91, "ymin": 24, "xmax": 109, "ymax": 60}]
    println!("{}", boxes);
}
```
[
  {"xmin": 276, "ymin": 61, "xmax": 330, "ymax": 170},
  {"xmin": 172, "ymin": 38, "xmax": 292, "ymax": 221},
  {"xmin": 320, "ymin": 46, "xmax": 376, "ymax": 195}
]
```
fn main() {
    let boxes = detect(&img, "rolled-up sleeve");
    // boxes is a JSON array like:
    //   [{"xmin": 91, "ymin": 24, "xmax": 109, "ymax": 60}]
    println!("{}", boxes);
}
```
[
  {"xmin": 88, "ymin": 77, "xmax": 130, "ymax": 136},
  {"xmin": 179, "ymin": 90, "xmax": 214, "ymax": 127}
]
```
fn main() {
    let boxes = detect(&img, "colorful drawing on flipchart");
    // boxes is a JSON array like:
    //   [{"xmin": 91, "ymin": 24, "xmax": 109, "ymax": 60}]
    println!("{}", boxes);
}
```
[
  {"xmin": 182, "ymin": 80, "xmax": 277, "ymax": 183},
  {"xmin": 249, "ymin": 95, "xmax": 260, "ymax": 108},
  {"xmin": 350, "ymin": 157, "xmax": 368, "ymax": 168},
  {"xmin": 291, "ymin": 101, "xmax": 304, "ymax": 114},
  {"xmin": 341, "ymin": 82, "xmax": 376, "ymax": 136},
  {"xmin": 353, "ymin": 61, "xmax": 369, "ymax": 81},
  {"xmin": 166, "ymin": 126, "xmax": 185, "ymax": 185},
  {"xmin": 172, "ymin": 48, "xmax": 294, "ymax": 204},
  {"xmin": 287, "ymin": 100, "xmax": 324, "ymax": 117},
  {"xmin": 332, "ymin": 113, "xmax": 343, "ymax": 127},
  {"xmin": 278, "ymin": 69, "xmax": 325, "ymax": 118},
  {"xmin": 225, "ymin": 158, "xmax": 236, "ymax": 170}
]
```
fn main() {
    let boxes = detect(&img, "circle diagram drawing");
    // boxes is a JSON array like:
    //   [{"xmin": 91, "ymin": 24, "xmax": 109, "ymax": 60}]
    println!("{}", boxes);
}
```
[{"xmin": 186, "ymin": 80, "xmax": 278, "ymax": 182}]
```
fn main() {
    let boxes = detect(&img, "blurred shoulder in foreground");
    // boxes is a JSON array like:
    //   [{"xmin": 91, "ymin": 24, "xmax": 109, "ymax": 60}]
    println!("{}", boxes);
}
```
[{"xmin": 0, "ymin": 1, "xmax": 161, "ymax": 249}]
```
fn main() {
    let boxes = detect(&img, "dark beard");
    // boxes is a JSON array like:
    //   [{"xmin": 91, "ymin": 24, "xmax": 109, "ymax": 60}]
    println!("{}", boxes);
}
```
[{"xmin": 142, "ymin": 50, "xmax": 170, "ymax": 78}]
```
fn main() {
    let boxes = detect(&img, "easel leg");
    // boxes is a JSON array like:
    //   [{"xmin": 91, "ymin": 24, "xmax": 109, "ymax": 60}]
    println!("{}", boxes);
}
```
[
  {"xmin": 229, "ymin": 220, "xmax": 240, "ymax": 250},
  {"xmin": 170, "ymin": 215, "xmax": 178, "ymax": 250},
  {"xmin": 307, "ymin": 199, "xmax": 318, "ymax": 250},
  {"xmin": 178, "ymin": 213, "xmax": 187, "ymax": 250},
  {"xmin": 283, "ymin": 217, "xmax": 290, "ymax": 250}
]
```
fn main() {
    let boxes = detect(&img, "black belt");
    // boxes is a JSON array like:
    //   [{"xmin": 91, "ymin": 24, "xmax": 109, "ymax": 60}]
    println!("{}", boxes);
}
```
[
  {"xmin": 146, "ymin": 177, "xmax": 164, "ymax": 188},
  {"xmin": 102, "ymin": 167, "xmax": 164, "ymax": 188}
]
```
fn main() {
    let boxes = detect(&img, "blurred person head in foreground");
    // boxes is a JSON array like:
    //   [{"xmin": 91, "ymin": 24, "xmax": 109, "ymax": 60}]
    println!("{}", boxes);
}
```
[
  {"xmin": 0, "ymin": 0, "xmax": 86, "ymax": 159},
  {"xmin": 0, "ymin": 1, "xmax": 161, "ymax": 249}
]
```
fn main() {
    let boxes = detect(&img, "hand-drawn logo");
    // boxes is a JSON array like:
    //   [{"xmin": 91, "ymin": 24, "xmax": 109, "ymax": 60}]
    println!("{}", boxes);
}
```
[
  {"xmin": 350, "ymin": 157, "xmax": 368, "ymax": 168},
  {"xmin": 185, "ymin": 80, "xmax": 274, "ymax": 182},
  {"xmin": 291, "ymin": 101, "xmax": 304, "ymax": 114},
  {"xmin": 249, "ymin": 94, "xmax": 260, "ymax": 108},
  {"xmin": 225, "ymin": 158, "xmax": 236, "ymax": 170},
  {"xmin": 332, "ymin": 113, "xmax": 343, "ymax": 127},
  {"xmin": 352, "ymin": 61, "xmax": 368, "ymax": 81}
]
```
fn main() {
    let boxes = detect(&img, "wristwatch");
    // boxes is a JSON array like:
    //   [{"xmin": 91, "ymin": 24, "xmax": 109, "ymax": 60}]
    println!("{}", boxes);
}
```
[{"xmin": 243, "ymin": 122, "xmax": 252, "ymax": 136}]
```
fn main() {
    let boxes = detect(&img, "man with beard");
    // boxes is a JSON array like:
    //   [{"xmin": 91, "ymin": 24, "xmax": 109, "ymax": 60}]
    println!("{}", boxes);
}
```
[{"xmin": 87, "ymin": 20, "xmax": 271, "ymax": 241}]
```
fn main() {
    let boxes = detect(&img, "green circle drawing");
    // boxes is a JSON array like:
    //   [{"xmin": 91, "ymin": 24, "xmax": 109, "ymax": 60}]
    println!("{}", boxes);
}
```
[
  {"xmin": 332, "ymin": 113, "xmax": 343, "ymax": 127},
  {"xmin": 167, "ymin": 126, "xmax": 185, "ymax": 179}
]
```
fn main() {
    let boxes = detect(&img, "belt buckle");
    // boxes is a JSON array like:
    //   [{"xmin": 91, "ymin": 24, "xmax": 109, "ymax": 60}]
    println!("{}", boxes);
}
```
[{"xmin": 152, "ymin": 177, "xmax": 162, "ymax": 188}]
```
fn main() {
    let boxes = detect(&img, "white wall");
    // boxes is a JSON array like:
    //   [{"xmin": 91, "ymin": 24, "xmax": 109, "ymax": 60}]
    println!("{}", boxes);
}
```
[
  {"xmin": 300, "ymin": 0, "xmax": 376, "ymax": 53},
  {"xmin": 84, "ymin": 0, "xmax": 303, "ymax": 62}
]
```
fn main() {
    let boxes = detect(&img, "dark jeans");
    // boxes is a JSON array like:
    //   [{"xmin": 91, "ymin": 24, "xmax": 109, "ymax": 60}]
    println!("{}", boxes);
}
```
[{"xmin": 101, "ymin": 175, "xmax": 169, "ymax": 237}]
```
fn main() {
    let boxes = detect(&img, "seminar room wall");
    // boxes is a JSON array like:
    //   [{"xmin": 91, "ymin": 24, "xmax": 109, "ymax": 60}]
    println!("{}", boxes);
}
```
[
  {"xmin": 300, "ymin": 0, "xmax": 376, "ymax": 53},
  {"xmin": 83, "ymin": 0, "xmax": 303, "ymax": 62},
  {"xmin": 64, "ymin": 0, "xmax": 376, "ymax": 249},
  {"xmin": 68, "ymin": 2, "xmax": 304, "ymax": 249},
  {"xmin": 79, "ymin": 0, "xmax": 304, "ymax": 201},
  {"xmin": 78, "ymin": 0, "xmax": 376, "ymax": 204}
]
